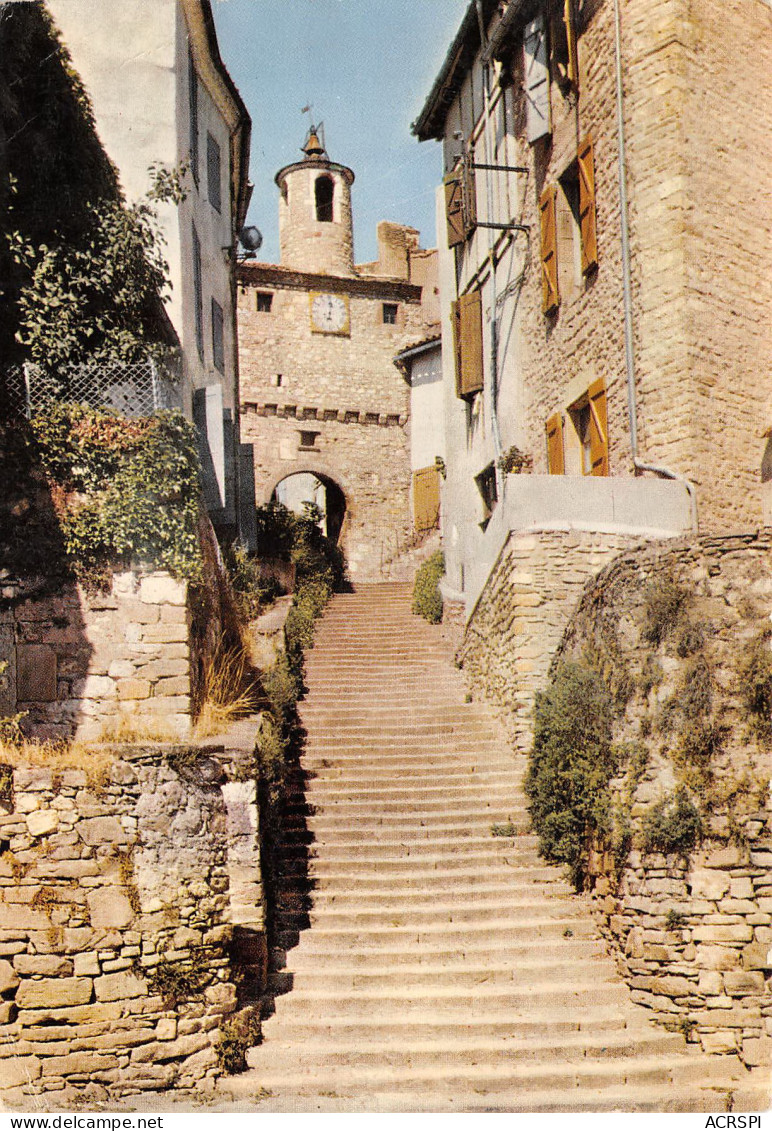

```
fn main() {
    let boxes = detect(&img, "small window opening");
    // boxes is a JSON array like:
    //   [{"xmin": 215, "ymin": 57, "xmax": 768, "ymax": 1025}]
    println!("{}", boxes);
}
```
[
  {"xmin": 298, "ymin": 430, "xmax": 320, "ymax": 450},
  {"xmin": 315, "ymin": 176, "xmax": 334, "ymax": 222},
  {"xmin": 272, "ymin": 374, "xmax": 283, "ymax": 388},
  {"xmin": 571, "ymin": 401, "xmax": 593, "ymax": 475},
  {"xmin": 382, "ymin": 303, "xmax": 398, "ymax": 325},
  {"xmin": 256, "ymin": 291, "xmax": 273, "ymax": 312},
  {"xmin": 475, "ymin": 463, "xmax": 498, "ymax": 530}
]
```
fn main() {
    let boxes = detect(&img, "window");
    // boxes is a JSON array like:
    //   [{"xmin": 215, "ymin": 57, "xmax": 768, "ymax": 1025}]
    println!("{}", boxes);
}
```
[
  {"xmin": 315, "ymin": 175, "xmax": 334, "ymax": 222},
  {"xmin": 256, "ymin": 292, "xmax": 273, "ymax": 313},
  {"xmin": 569, "ymin": 378, "xmax": 608, "ymax": 476},
  {"xmin": 545, "ymin": 413, "xmax": 565, "ymax": 474},
  {"xmin": 475, "ymin": 463, "xmax": 498, "ymax": 529},
  {"xmin": 523, "ymin": 12, "xmax": 551, "ymax": 143},
  {"xmin": 298, "ymin": 430, "xmax": 319, "ymax": 450},
  {"xmin": 188, "ymin": 50, "xmax": 199, "ymax": 185},
  {"xmin": 540, "ymin": 135, "xmax": 597, "ymax": 314},
  {"xmin": 550, "ymin": 0, "xmax": 579, "ymax": 92},
  {"xmin": 207, "ymin": 132, "xmax": 222, "ymax": 213},
  {"xmin": 211, "ymin": 298, "xmax": 225, "ymax": 373},
  {"xmin": 451, "ymin": 289, "xmax": 484, "ymax": 399},
  {"xmin": 382, "ymin": 303, "xmax": 398, "ymax": 325},
  {"xmin": 192, "ymin": 224, "xmax": 203, "ymax": 360}
]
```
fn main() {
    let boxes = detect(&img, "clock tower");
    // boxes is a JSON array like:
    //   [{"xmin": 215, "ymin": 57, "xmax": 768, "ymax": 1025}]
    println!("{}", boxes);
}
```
[
  {"xmin": 237, "ymin": 126, "xmax": 440, "ymax": 579},
  {"xmin": 276, "ymin": 128, "xmax": 355, "ymax": 277}
]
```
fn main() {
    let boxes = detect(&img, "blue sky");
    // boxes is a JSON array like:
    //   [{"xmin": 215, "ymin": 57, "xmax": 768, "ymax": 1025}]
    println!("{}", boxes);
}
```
[{"xmin": 211, "ymin": 0, "xmax": 469, "ymax": 264}]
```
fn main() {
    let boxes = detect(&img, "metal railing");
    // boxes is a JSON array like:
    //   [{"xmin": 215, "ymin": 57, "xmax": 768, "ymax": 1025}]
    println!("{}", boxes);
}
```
[{"xmin": 2, "ymin": 358, "xmax": 182, "ymax": 419}]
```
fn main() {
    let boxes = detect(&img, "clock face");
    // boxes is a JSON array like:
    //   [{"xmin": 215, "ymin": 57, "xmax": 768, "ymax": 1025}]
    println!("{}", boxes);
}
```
[{"xmin": 310, "ymin": 292, "xmax": 349, "ymax": 335}]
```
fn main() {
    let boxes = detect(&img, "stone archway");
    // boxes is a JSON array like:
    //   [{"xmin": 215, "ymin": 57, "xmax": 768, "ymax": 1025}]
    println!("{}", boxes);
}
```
[{"xmin": 272, "ymin": 470, "xmax": 347, "ymax": 545}]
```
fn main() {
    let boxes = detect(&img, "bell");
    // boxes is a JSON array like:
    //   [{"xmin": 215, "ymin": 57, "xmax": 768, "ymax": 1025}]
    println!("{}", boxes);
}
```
[{"xmin": 303, "ymin": 129, "xmax": 325, "ymax": 158}]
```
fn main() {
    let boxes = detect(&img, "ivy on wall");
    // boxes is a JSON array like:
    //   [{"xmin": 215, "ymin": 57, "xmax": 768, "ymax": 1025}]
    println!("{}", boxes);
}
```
[{"xmin": 31, "ymin": 404, "xmax": 203, "ymax": 582}]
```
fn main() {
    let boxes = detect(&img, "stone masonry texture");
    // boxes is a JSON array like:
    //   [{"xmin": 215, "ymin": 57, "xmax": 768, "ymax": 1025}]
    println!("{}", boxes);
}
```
[{"xmin": 0, "ymin": 747, "xmax": 240, "ymax": 1106}]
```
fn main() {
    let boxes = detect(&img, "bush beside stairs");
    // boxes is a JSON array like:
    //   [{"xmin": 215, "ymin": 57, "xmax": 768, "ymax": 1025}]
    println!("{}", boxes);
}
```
[{"xmin": 219, "ymin": 582, "xmax": 768, "ymax": 1113}]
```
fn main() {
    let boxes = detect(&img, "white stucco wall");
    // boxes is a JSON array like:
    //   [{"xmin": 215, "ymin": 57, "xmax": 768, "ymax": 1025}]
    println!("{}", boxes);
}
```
[{"xmin": 408, "ymin": 344, "xmax": 444, "ymax": 471}]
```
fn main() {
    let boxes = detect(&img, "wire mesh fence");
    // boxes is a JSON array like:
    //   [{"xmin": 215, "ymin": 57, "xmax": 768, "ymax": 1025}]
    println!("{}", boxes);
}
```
[{"xmin": 1, "ymin": 358, "xmax": 182, "ymax": 419}]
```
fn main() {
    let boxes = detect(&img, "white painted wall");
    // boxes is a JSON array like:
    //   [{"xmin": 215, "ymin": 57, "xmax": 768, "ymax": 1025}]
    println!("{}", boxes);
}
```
[{"xmin": 408, "ymin": 344, "xmax": 444, "ymax": 471}]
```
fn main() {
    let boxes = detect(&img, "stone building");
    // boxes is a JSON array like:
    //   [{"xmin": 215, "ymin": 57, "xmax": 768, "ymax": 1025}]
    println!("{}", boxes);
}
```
[
  {"xmin": 45, "ymin": 0, "xmax": 253, "ymax": 542},
  {"xmin": 413, "ymin": 0, "xmax": 772, "ymax": 613},
  {"xmin": 237, "ymin": 128, "xmax": 439, "ymax": 579}
]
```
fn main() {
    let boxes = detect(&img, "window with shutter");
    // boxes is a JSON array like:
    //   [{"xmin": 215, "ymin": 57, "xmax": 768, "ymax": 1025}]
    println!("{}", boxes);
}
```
[
  {"xmin": 545, "ymin": 412, "xmax": 565, "ymax": 474},
  {"xmin": 188, "ymin": 50, "xmax": 199, "ymax": 186},
  {"xmin": 207, "ymin": 132, "xmax": 222, "ymax": 213},
  {"xmin": 211, "ymin": 298, "xmax": 225, "ymax": 373},
  {"xmin": 523, "ymin": 13, "xmax": 551, "ymax": 144},
  {"xmin": 587, "ymin": 377, "xmax": 608, "ymax": 475},
  {"xmin": 540, "ymin": 186, "xmax": 559, "ymax": 314},
  {"xmin": 192, "ymin": 224, "xmax": 203, "ymax": 361},
  {"xmin": 565, "ymin": 0, "xmax": 580, "ymax": 89},
  {"xmin": 412, "ymin": 466, "xmax": 441, "ymax": 532},
  {"xmin": 452, "ymin": 289, "xmax": 484, "ymax": 399},
  {"xmin": 577, "ymin": 135, "xmax": 598, "ymax": 273},
  {"xmin": 462, "ymin": 154, "xmax": 477, "ymax": 237}
]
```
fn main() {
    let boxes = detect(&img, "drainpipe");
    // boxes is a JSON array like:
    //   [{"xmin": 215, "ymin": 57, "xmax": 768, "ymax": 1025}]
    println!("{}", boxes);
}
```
[
  {"xmin": 476, "ymin": 0, "xmax": 505, "ymax": 498},
  {"xmin": 612, "ymin": 0, "xmax": 698, "ymax": 533}
]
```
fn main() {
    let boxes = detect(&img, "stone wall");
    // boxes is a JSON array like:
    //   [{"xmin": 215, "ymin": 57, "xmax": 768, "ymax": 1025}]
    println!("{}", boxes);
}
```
[
  {"xmin": 556, "ymin": 533, "xmax": 772, "ymax": 1065},
  {"xmin": 0, "ymin": 746, "xmax": 240, "ymax": 1106},
  {"xmin": 2, "ymin": 571, "xmax": 195, "ymax": 743},
  {"xmin": 459, "ymin": 527, "xmax": 638, "ymax": 747}
]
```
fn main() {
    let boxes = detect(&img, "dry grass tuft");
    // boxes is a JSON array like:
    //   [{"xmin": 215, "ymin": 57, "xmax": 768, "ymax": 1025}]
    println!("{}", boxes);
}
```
[
  {"xmin": 97, "ymin": 714, "xmax": 180, "ymax": 745},
  {"xmin": 0, "ymin": 735, "xmax": 114, "ymax": 791},
  {"xmin": 194, "ymin": 645, "xmax": 262, "ymax": 738}
]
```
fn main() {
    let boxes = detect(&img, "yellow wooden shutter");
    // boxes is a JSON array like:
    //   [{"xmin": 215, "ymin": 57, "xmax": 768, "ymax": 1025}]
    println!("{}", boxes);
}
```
[
  {"xmin": 565, "ymin": 0, "xmax": 579, "ymax": 89},
  {"xmin": 588, "ymin": 378, "xmax": 608, "ymax": 476},
  {"xmin": 451, "ymin": 299, "xmax": 462, "ymax": 396},
  {"xmin": 412, "ymin": 466, "xmax": 441, "ymax": 532},
  {"xmin": 540, "ymin": 185, "xmax": 559, "ymax": 314},
  {"xmin": 462, "ymin": 156, "xmax": 477, "ymax": 237},
  {"xmin": 578, "ymin": 135, "xmax": 598, "ymax": 274},
  {"xmin": 458, "ymin": 289, "xmax": 484, "ymax": 398},
  {"xmin": 546, "ymin": 412, "xmax": 565, "ymax": 475},
  {"xmin": 444, "ymin": 169, "xmax": 465, "ymax": 249}
]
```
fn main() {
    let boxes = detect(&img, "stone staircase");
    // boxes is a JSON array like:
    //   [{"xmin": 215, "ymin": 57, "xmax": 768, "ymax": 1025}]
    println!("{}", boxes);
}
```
[{"xmin": 219, "ymin": 582, "xmax": 767, "ymax": 1112}]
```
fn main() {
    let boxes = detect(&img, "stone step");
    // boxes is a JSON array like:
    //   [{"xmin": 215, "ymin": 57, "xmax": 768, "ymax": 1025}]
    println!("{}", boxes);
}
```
[
  {"xmin": 268, "ymin": 956, "xmax": 622, "ymax": 994},
  {"xmin": 279, "ymin": 824, "xmax": 530, "ymax": 846},
  {"xmin": 276, "ymin": 864, "xmax": 564, "ymax": 893},
  {"xmin": 274, "ymin": 916, "xmax": 599, "ymax": 951},
  {"xmin": 272, "ymin": 935, "xmax": 606, "ymax": 969},
  {"xmin": 260, "ymin": 980, "xmax": 632, "ymax": 1021},
  {"xmin": 278, "ymin": 880, "xmax": 572, "ymax": 908},
  {"xmin": 249, "ymin": 1029, "xmax": 685, "ymax": 1074},
  {"xmin": 278, "ymin": 838, "xmax": 539, "ymax": 862},
  {"xmin": 274, "ymin": 894, "xmax": 586, "ymax": 931}
]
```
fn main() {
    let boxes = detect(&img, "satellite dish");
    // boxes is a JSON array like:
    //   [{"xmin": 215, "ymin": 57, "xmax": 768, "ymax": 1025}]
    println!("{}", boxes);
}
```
[{"xmin": 239, "ymin": 225, "xmax": 263, "ymax": 253}]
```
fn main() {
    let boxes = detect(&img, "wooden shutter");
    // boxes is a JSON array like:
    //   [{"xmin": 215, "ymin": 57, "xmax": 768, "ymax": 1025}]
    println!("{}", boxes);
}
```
[
  {"xmin": 540, "ymin": 185, "xmax": 559, "ymax": 314},
  {"xmin": 546, "ymin": 413, "xmax": 565, "ymax": 475},
  {"xmin": 444, "ymin": 169, "xmax": 465, "ymax": 249},
  {"xmin": 578, "ymin": 135, "xmax": 598, "ymax": 274},
  {"xmin": 565, "ymin": 0, "xmax": 579, "ymax": 89},
  {"xmin": 523, "ymin": 13, "xmax": 551, "ymax": 144},
  {"xmin": 457, "ymin": 289, "xmax": 484, "ymax": 398},
  {"xmin": 412, "ymin": 466, "xmax": 441, "ymax": 532},
  {"xmin": 588, "ymin": 378, "xmax": 608, "ymax": 476},
  {"xmin": 462, "ymin": 155, "xmax": 477, "ymax": 237}
]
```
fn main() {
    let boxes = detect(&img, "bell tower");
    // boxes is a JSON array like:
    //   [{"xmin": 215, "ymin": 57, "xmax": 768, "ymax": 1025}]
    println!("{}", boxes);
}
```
[{"xmin": 275, "ymin": 126, "xmax": 356, "ymax": 276}]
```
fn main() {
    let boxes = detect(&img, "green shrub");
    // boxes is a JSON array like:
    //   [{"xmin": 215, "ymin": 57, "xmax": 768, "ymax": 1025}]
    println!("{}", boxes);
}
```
[
  {"xmin": 642, "ymin": 789, "xmax": 702, "ymax": 855},
  {"xmin": 641, "ymin": 570, "xmax": 689, "ymax": 646},
  {"xmin": 412, "ymin": 551, "xmax": 444, "ymax": 624},
  {"xmin": 216, "ymin": 1006, "xmax": 262, "ymax": 1074},
  {"xmin": 526, "ymin": 662, "xmax": 618, "ymax": 888},
  {"xmin": 225, "ymin": 544, "xmax": 283, "ymax": 620},
  {"xmin": 145, "ymin": 951, "xmax": 211, "ymax": 1008},
  {"xmin": 737, "ymin": 631, "xmax": 772, "ymax": 737}
]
